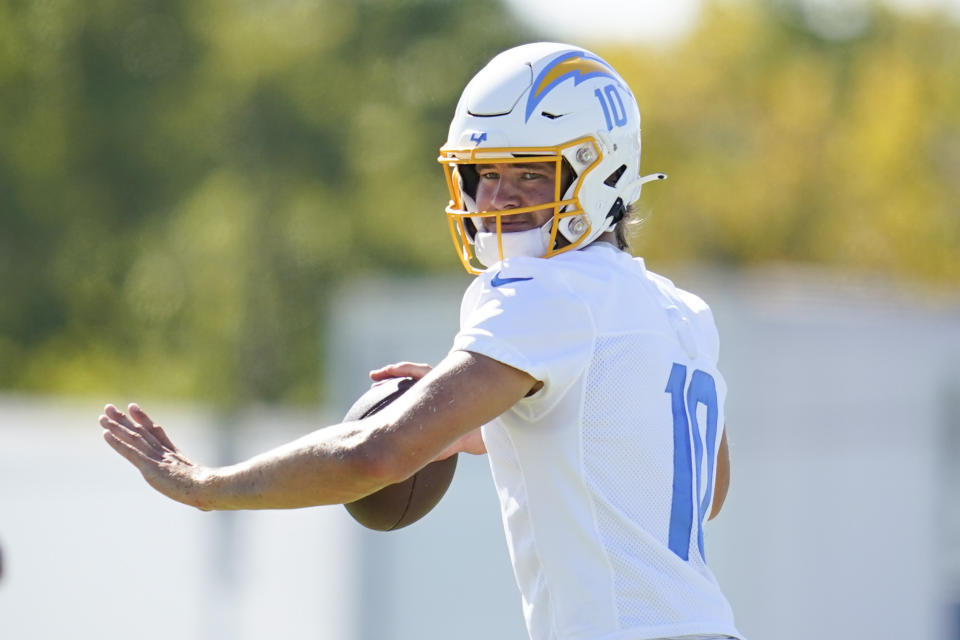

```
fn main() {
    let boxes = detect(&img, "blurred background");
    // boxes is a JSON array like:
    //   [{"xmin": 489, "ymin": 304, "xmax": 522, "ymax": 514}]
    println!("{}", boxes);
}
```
[{"xmin": 1, "ymin": 0, "xmax": 959, "ymax": 638}]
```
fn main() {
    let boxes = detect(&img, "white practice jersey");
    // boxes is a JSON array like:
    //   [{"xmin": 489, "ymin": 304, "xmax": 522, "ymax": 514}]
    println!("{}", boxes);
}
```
[{"xmin": 451, "ymin": 243, "xmax": 743, "ymax": 640}]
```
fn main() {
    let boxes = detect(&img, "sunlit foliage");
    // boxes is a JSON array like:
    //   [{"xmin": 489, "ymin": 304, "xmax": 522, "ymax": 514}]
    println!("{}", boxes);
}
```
[
  {"xmin": 606, "ymin": 2, "xmax": 960, "ymax": 282},
  {"xmin": 0, "ymin": 0, "xmax": 524, "ymax": 403},
  {"xmin": 0, "ymin": 0, "xmax": 957, "ymax": 404}
]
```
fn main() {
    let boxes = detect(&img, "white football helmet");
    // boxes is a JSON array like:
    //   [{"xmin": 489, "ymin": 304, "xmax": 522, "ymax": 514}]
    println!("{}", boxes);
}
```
[{"xmin": 438, "ymin": 42, "xmax": 665, "ymax": 274}]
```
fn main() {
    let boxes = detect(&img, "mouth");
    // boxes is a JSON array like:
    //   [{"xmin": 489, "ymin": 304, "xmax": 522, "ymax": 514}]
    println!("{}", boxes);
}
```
[
  {"xmin": 499, "ymin": 222, "xmax": 536, "ymax": 232},
  {"xmin": 481, "ymin": 215, "xmax": 543, "ymax": 233}
]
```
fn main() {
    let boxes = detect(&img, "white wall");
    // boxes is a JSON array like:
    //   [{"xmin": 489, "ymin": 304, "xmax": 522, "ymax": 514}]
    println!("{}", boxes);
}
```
[
  {"xmin": 691, "ymin": 266, "xmax": 960, "ymax": 639},
  {"xmin": 0, "ymin": 400, "xmax": 360, "ymax": 640}
]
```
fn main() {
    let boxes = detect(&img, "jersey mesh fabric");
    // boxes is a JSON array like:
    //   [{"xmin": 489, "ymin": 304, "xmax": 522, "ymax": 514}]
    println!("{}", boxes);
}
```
[
  {"xmin": 583, "ymin": 334, "xmax": 730, "ymax": 629},
  {"xmin": 453, "ymin": 244, "xmax": 742, "ymax": 640}
]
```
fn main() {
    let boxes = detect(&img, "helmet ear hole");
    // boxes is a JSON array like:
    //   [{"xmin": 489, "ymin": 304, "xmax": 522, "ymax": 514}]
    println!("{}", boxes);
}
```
[
  {"xmin": 604, "ymin": 164, "xmax": 628, "ymax": 188},
  {"xmin": 560, "ymin": 158, "xmax": 577, "ymax": 193},
  {"xmin": 558, "ymin": 157, "xmax": 579, "ymax": 206},
  {"xmin": 606, "ymin": 197, "xmax": 626, "ymax": 224}
]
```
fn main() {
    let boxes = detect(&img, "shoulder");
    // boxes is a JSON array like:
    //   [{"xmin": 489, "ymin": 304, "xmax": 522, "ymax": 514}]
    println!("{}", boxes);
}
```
[
  {"xmin": 646, "ymin": 270, "xmax": 712, "ymax": 314},
  {"xmin": 462, "ymin": 246, "xmax": 642, "ymax": 323},
  {"xmin": 468, "ymin": 256, "xmax": 585, "ymax": 304},
  {"xmin": 645, "ymin": 269, "xmax": 721, "ymax": 362},
  {"xmin": 458, "ymin": 255, "xmax": 595, "ymax": 332}
]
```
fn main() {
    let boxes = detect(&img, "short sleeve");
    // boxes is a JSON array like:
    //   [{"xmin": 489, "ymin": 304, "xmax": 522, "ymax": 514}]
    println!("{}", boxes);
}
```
[
  {"xmin": 674, "ymin": 288, "xmax": 721, "ymax": 365},
  {"xmin": 451, "ymin": 258, "xmax": 595, "ymax": 420}
]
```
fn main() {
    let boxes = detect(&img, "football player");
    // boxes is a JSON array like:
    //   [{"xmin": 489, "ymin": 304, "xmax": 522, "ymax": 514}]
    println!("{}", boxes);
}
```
[{"xmin": 101, "ymin": 43, "xmax": 743, "ymax": 640}]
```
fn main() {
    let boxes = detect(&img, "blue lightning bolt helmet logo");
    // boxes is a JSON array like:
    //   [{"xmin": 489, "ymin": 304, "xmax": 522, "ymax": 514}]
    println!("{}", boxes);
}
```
[{"xmin": 524, "ymin": 50, "xmax": 622, "ymax": 122}]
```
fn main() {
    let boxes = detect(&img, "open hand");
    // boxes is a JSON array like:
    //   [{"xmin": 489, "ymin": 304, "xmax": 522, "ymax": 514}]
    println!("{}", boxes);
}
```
[{"xmin": 99, "ymin": 403, "xmax": 213, "ymax": 510}]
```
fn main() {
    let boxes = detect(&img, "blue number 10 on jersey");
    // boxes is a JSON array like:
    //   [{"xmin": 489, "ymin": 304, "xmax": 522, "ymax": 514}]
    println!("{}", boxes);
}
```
[{"xmin": 665, "ymin": 363, "xmax": 719, "ymax": 562}]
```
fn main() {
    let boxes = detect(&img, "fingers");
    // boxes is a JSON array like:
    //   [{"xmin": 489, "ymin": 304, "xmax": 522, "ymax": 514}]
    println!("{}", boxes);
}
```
[
  {"xmin": 369, "ymin": 361, "xmax": 433, "ymax": 381},
  {"xmin": 100, "ymin": 404, "xmax": 206, "ymax": 508},
  {"xmin": 104, "ymin": 404, "xmax": 165, "ymax": 453},
  {"xmin": 130, "ymin": 403, "xmax": 179, "ymax": 452},
  {"xmin": 102, "ymin": 429, "xmax": 152, "ymax": 467},
  {"xmin": 102, "ymin": 403, "xmax": 174, "ymax": 461},
  {"xmin": 105, "ymin": 404, "xmax": 137, "ymax": 431},
  {"xmin": 128, "ymin": 403, "xmax": 154, "ymax": 428},
  {"xmin": 100, "ymin": 413, "xmax": 158, "ymax": 463},
  {"xmin": 102, "ymin": 428, "xmax": 201, "ymax": 508},
  {"xmin": 433, "ymin": 428, "xmax": 486, "ymax": 461},
  {"xmin": 102, "ymin": 404, "xmax": 196, "ymax": 470},
  {"xmin": 149, "ymin": 424, "xmax": 180, "ymax": 455}
]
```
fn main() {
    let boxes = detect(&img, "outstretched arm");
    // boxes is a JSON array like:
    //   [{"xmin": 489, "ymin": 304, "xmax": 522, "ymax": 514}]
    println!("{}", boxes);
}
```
[{"xmin": 101, "ymin": 350, "xmax": 532, "ymax": 511}]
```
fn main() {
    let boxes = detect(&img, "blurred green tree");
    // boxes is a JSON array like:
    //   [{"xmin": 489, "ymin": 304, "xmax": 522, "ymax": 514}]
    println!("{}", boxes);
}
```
[
  {"xmin": 1, "ymin": 0, "xmax": 957, "ymax": 406},
  {"xmin": 0, "ymin": 0, "xmax": 526, "ymax": 404},
  {"xmin": 604, "ymin": 2, "xmax": 960, "ymax": 283}
]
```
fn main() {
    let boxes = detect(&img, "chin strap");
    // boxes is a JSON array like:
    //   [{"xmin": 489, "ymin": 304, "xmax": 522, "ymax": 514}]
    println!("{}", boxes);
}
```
[{"xmin": 473, "ymin": 220, "xmax": 553, "ymax": 267}]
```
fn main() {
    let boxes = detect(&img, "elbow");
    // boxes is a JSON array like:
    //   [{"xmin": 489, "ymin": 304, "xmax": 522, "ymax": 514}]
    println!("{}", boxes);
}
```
[{"xmin": 346, "ymin": 431, "xmax": 414, "ymax": 492}]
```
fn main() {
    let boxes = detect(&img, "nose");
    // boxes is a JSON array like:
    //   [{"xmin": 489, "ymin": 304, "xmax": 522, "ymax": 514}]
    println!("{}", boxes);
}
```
[{"xmin": 488, "ymin": 177, "xmax": 521, "ymax": 210}]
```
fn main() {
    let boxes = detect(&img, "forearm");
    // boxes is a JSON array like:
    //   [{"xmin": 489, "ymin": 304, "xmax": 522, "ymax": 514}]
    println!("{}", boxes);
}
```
[
  {"xmin": 195, "ymin": 423, "xmax": 398, "ymax": 511},
  {"xmin": 214, "ymin": 353, "xmax": 529, "ymax": 507},
  {"xmin": 101, "ymin": 352, "xmax": 532, "ymax": 512}
]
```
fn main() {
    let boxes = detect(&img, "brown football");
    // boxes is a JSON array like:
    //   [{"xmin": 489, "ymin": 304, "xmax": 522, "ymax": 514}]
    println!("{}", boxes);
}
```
[{"xmin": 342, "ymin": 377, "xmax": 458, "ymax": 531}]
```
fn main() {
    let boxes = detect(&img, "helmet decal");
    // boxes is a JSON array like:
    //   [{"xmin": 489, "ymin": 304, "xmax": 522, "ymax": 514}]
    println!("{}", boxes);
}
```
[{"xmin": 525, "ymin": 51, "xmax": 621, "ymax": 122}]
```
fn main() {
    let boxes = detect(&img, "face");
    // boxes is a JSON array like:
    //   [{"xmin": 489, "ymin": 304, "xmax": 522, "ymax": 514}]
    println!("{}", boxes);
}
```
[{"xmin": 473, "ymin": 162, "xmax": 558, "ymax": 233}]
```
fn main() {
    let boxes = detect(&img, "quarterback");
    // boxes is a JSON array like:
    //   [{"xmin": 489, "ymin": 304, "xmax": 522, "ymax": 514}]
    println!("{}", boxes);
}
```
[{"xmin": 101, "ymin": 43, "xmax": 743, "ymax": 640}]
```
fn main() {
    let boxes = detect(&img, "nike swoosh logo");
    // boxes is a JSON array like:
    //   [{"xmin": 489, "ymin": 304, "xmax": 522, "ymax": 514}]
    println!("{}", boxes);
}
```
[{"xmin": 491, "ymin": 271, "xmax": 534, "ymax": 287}]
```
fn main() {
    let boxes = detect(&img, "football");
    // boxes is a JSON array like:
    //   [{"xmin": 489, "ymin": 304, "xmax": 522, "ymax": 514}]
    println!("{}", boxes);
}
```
[{"xmin": 342, "ymin": 376, "xmax": 458, "ymax": 531}]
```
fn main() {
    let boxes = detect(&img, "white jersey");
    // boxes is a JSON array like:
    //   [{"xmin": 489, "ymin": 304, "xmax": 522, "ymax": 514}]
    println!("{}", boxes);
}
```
[{"xmin": 451, "ymin": 243, "xmax": 743, "ymax": 640}]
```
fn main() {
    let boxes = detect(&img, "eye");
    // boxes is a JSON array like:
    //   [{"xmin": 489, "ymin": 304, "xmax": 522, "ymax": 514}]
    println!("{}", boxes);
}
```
[
  {"xmin": 521, "ymin": 171, "xmax": 546, "ymax": 180},
  {"xmin": 478, "ymin": 169, "xmax": 499, "ymax": 180}
]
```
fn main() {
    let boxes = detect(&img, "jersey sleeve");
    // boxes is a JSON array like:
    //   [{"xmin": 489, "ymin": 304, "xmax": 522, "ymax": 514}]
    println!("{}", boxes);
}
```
[
  {"xmin": 451, "ymin": 259, "xmax": 595, "ymax": 420},
  {"xmin": 647, "ymin": 271, "xmax": 722, "ymax": 367},
  {"xmin": 674, "ymin": 288, "xmax": 721, "ymax": 366}
]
